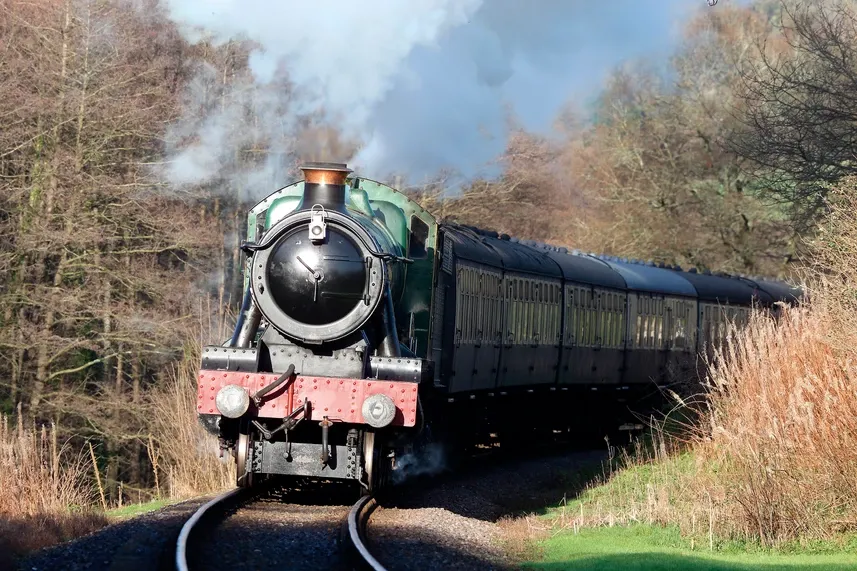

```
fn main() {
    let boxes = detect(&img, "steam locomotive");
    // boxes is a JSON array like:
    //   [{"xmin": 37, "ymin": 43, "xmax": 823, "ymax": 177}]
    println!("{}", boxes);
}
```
[{"xmin": 196, "ymin": 163, "xmax": 801, "ymax": 492}]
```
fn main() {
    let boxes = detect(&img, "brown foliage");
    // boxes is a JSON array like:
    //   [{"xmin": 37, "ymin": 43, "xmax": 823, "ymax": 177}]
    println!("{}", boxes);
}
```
[
  {"xmin": 569, "ymin": 4, "xmax": 793, "ymax": 275},
  {"xmin": 424, "ymin": 4, "xmax": 796, "ymax": 278},
  {"xmin": 0, "ymin": 415, "xmax": 107, "ymax": 563},
  {"xmin": 702, "ymin": 303, "xmax": 857, "ymax": 544},
  {"xmin": 147, "ymin": 341, "xmax": 233, "ymax": 498},
  {"xmin": 0, "ymin": 0, "xmax": 241, "ymax": 502},
  {"xmin": 699, "ymin": 186, "xmax": 857, "ymax": 543}
]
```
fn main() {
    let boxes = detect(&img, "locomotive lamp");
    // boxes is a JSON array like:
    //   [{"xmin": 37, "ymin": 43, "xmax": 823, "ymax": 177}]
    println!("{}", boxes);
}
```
[
  {"xmin": 362, "ymin": 393, "xmax": 397, "ymax": 428},
  {"xmin": 308, "ymin": 205, "xmax": 327, "ymax": 242},
  {"xmin": 215, "ymin": 384, "xmax": 250, "ymax": 419}
]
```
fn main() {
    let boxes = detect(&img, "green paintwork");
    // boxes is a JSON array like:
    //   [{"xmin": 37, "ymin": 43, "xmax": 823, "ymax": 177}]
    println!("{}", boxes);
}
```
[{"xmin": 245, "ymin": 177, "xmax": 438, "ymax": 358}]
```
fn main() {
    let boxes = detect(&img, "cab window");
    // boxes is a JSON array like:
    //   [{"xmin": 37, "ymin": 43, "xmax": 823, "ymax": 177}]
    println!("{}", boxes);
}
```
[{"xmin": 408, "ymin": 215, "xmax": 429, "ymax": 259}]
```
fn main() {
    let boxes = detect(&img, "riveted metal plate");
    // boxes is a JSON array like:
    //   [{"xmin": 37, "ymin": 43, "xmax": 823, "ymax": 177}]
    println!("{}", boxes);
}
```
[
  {"xmin": 346, "ymin": 429, "xmax": 360, "ymax": 479},
  {"xmin": 368, "ymin": 356, "xmax": 429, "ymax": 383},
  {"xmin": 258, "ymin": 441, "xmax": 354, "ymax": 479},
  {"xmin": 202, "ymin": 345, "xmax": 259, "ymax": 372},
  {"xmin": 197, "ymin": 369, "xmax": 419, "ymax": 426}
]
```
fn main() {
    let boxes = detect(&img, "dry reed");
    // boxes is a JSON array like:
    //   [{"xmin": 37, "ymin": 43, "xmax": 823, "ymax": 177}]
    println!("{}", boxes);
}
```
[
  {"xmin": 701, "ymin": 303, "xmax": 857, "ymax": 544},
  {"xmin": 147, "ymin": 340, "xmax": 234, "ymax": 498},
  {"xmin": 696, "ymin": 187, "xmax": 857, "ymax": 544},
  {"xmin": 0, "ymin": 415, "xmax": 107, "ymax": 562}
]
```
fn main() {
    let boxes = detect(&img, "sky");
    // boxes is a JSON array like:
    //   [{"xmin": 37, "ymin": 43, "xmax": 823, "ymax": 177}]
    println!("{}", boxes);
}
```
[{"xmin": 161, "ymin": 0, "xmax": 715, "ymax": 192}]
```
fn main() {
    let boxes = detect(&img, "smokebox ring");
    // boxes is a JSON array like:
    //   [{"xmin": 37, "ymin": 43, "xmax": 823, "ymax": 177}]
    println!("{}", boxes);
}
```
[{"xmin": 250, "ymin": 209, "xmax": 386, "ymax": 344}]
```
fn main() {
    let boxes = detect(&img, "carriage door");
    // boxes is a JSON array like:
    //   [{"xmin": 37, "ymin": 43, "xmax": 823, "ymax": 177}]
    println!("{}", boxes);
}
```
[
  {"xmin": 471, "ymin": 269, "xmax": 502, "ymax": 390},
  {"xmin": 451, "ymin": 266, "xmax": 476, "ymax": 392},
  {"xmin": 662, "ymin": 298, "xmax": 677, "ymax": 382}
]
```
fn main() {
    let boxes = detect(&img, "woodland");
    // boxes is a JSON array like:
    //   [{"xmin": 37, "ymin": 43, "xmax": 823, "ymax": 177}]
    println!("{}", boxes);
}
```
[{"xmin": 0, "ymin": 0, "xmax": 853, "ymax": 504}]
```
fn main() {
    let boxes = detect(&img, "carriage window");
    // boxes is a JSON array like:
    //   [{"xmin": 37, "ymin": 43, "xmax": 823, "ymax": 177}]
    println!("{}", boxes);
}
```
[
  {"xmin": 467, "ymin": 273, "xmax": 474, "ymax": 343},
  {"xmin": 607, "ymin": 295, "xmax": 614, "ymax": 347},
  {"xmin": 599, "ymin": 310, "xmax": 613, "ymax": 347},
  {"xmin": 408, "ymin": 216, "xmax": 429, "ymax": 259},
  {"xmin": 642, "ymin": 314, "xmax": 648, "ymax": 348},
  {"xmin": 570, "ymin": 288, "xmax": 578, "ymax": 345}
]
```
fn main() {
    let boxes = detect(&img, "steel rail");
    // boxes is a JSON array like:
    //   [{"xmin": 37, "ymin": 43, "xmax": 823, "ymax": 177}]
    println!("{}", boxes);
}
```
[
  {"xmin": 175, "ymin": 487, "xmax": 244, "ymax": 571},
  {"xmin": 347, "ymin": 494, "xmax": 387, "ymax": 571}
]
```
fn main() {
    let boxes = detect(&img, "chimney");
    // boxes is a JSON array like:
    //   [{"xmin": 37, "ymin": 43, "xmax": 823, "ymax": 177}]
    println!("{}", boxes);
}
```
[{"xmin": 299, "ymin": 162, "xmax": 352, "ymax": 212}]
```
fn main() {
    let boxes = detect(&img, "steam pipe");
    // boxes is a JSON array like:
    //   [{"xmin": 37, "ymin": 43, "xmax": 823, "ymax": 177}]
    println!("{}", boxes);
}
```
[
  {"xmin": 320, "ymin": 416, "xmax": 331, "ymax": 466},
  {"xmin": 236, "ymin": 301, "xmax": 262, "ymax": 348},
  {"xmin": 376, "ymin": 284, "xmax": 402, "ymax": 358},
  {"xmin": 228, "ymin": 286, "xmax": 253, "ymax": 347},
  {"xmin": 251, "ymin": 364, "xmax": 295, "ymax": 407},
  {"xmin": 300, "ymin": 182, "xmax": 348, "ymax": 213}
]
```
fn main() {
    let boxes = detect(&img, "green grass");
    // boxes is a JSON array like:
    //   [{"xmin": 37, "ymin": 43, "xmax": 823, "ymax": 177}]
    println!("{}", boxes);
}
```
[
  {"xmin": 523, "ymin": 524, "xmax": 857, "ymax": 571},
  {"xmin": 105, "ymin": 498, "xmax": 174, "ymax": 520},
  {"xmin": 558, "ymin": 451, "xmax": 694, "ymax": 510}
]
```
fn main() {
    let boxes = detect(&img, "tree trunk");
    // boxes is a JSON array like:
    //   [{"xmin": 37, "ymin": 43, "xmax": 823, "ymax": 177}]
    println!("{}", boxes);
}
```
[
  {"xmin": 11, "ymin": 307, "xmax": 25, "ymax": 406},
  {"xmin": 29, "ymin": 0, "xmax": 73, "ymax": 419},
  {"xmin": 130, "ymin": 357, "xmax": 142, "ymax": 486},
  {"xmin": 74, "ymin": 0, "xmax": 91, "ymax": 173}
]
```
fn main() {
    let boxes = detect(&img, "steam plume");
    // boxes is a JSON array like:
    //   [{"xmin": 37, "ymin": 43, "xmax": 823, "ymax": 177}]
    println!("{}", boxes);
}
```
[
  {"xmin": 161, "ymin": 0, "xmax": 701, "ymax": 194},
  {"xmin": 393, "ymin": 443, "xmax": 446, "ymax": 485}
]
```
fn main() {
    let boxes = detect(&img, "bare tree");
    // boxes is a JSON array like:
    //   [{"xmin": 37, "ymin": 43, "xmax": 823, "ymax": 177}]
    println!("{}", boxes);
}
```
[
  {"xmin": 731, "ymin": 0, "xmax": 857, "ymax": 228},
  {"xmin": 563, "ymin": 3, "xmax": 796, "ymax": 276},
  {"xmin": 0, "ymin": 0, "xmax": 234, "ymax": 498}
]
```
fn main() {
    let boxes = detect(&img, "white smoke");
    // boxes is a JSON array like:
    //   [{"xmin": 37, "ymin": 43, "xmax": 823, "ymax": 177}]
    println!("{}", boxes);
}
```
[
  {"xmin": 392, "ymin": 442, "xmax": 446, "ymax": 485},
  {"xmin": 161, "ymin": 0, "xmax": 701, "ymax": 194}
]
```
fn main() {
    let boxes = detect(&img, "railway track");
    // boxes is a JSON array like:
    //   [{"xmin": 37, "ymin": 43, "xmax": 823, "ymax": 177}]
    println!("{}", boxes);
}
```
[
  {"xmin": 345, "ymin": 494, "xmax": 387, "ymax": 571},
  {"xmin": 174, "ymin": 481, "xmax": 387, "ymax": 571},
  {"xmin": 175, "ymin": 485, "xmax": 264, "ymax": 571}
]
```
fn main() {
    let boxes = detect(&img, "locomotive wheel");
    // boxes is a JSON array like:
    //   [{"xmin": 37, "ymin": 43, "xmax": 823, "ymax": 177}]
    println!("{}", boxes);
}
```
[
  {"xmin": 362, "ymin": 430, "xmax": 382, "ymax": 493},
  {"xmin": 235, "ymin": 431, "xmax": 254, "ymax": 488}
]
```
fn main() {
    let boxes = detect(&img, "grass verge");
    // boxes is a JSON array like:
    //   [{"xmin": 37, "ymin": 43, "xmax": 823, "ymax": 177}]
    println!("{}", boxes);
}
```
[
  {"xmin": 522, "ymin": 523, "xmax": 857, "ymax": 571},
  {"xmin": 105, "ymin": 497, "xmax": 176, "ymax": 520}
]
